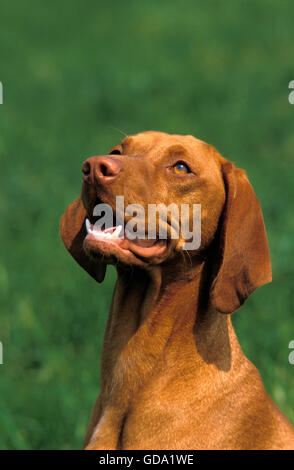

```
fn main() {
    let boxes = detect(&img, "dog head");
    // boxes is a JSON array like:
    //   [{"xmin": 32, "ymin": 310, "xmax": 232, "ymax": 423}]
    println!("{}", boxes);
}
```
[{"xmin": 60, "ymin": 131, "xmax": 271, "ymax": 313}]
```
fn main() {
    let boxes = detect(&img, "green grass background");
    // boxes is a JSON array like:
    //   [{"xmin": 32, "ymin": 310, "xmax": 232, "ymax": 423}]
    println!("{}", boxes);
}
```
[{"xmin": 0, "ymin": 0, "xmax": 294, "ymax": 449}]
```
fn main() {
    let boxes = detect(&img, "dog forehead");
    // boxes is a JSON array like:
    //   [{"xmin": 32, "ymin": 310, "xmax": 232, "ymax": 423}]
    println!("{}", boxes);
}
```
[{"xmin": 120, "ymin": 131, "xmax": 215, "ymax": 161}]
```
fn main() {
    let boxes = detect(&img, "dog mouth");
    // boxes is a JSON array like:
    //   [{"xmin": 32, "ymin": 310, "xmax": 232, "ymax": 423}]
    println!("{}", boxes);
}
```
[{"xmin": 83, "ymin": 215, "xmax": 170, "ymax": 264}]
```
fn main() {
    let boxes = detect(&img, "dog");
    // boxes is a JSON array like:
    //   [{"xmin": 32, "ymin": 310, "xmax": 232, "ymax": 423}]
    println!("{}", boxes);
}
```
[{"xmin": 60, "ymin": 131, "xmax": 294, "ymax": 450}]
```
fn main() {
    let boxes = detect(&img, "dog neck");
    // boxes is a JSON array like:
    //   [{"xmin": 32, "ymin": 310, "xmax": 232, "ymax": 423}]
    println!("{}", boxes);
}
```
[
  {"xmin": 100, "ymin": 258, "xmax": 235, "ymax": 404},
  {"xmin": 87, "ymin": 259, "xmax": 241, "ymax": 449}
]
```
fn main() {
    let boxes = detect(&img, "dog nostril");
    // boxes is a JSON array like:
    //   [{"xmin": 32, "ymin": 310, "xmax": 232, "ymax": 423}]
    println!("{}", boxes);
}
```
[
  {"xmin": 96, "ymin": 158, "xmax": 121, "ymax": 179},
  {"xmin": 82, "ymin": 161, "xmax": 91, "ymax": 176},
  {"xmin": 100, "ymin": 163, "xmax": 111, "ymax": 177}
]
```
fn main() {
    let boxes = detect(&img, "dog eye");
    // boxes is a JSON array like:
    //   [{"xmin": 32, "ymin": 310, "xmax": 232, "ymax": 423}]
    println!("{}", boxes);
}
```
[
  {"xmin": 109, "ymin": 147, "xmax": 122, "ymax": 155},
  {"xmin": 172, "ymin": 161, "xmax": 191, "ymax": 175}
]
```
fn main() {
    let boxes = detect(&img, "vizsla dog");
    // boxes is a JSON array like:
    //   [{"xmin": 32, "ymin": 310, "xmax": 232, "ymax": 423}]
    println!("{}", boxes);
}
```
[{"xmin": 60, "ymin": 131, "xmax": 294, "ymax": 450}]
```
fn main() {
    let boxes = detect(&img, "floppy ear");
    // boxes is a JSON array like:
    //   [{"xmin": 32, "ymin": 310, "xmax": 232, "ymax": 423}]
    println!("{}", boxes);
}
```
[
  {"xmin": 60, "ymin": 196, "xmax": 106, "ymax": 282},
  {"xmin": 209, "ymin": 161, "xmax": 272, "ymax": 314}
]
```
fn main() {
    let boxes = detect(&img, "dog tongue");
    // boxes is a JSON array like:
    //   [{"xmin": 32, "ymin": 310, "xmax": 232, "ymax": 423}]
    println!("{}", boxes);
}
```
[
  {"xmin": 130, "ymin": 238, "xmax": 157, "ymax": 247},
  {"xmin": 122, "ymin": 236, "xmax": 167, "ymax": 258},
  {"xmin": 123, "ymin": 228, "xmax": 157, "ymax": 247}
]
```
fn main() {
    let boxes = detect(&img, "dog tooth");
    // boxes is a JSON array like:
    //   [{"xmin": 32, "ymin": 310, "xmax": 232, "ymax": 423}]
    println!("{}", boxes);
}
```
[
  {"xmin": 92, "ymin": 223, "xmax": 102, "ymax": 233},
  {"xmin": 85, "ymin": 218, "xmax": 92, "ymax": 234},
  {"xmin": 111, "ymin": 225, "xmax": 123, "ymax": 239}
]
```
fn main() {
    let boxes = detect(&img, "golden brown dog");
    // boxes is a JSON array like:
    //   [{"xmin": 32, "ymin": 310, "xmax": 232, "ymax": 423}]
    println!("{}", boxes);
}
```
[{"xmin": 60, "ymin": 131, "xmax": 294, "ymax": 450}]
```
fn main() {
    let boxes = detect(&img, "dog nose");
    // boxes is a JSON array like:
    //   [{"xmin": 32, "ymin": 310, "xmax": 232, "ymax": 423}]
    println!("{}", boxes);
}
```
[{"xmin": 82, "ymin": 156, "xmax": 122, "ymax": 185}]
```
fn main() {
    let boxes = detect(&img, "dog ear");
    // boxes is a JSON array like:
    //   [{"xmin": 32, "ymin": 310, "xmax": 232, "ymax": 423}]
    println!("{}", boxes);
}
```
[
  {"xmin": 209, "ymin": 161, "xmax": 272, "ymax": 314},
  {"xmin": 60, "ymin": 196, "xmax": 106, "ymax": 282}
]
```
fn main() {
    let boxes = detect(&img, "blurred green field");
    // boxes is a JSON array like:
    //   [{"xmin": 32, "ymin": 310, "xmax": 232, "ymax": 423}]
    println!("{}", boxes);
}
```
[{"xmin": 0, "ymin": 0, "xmax": 294, "ymax": 449}]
